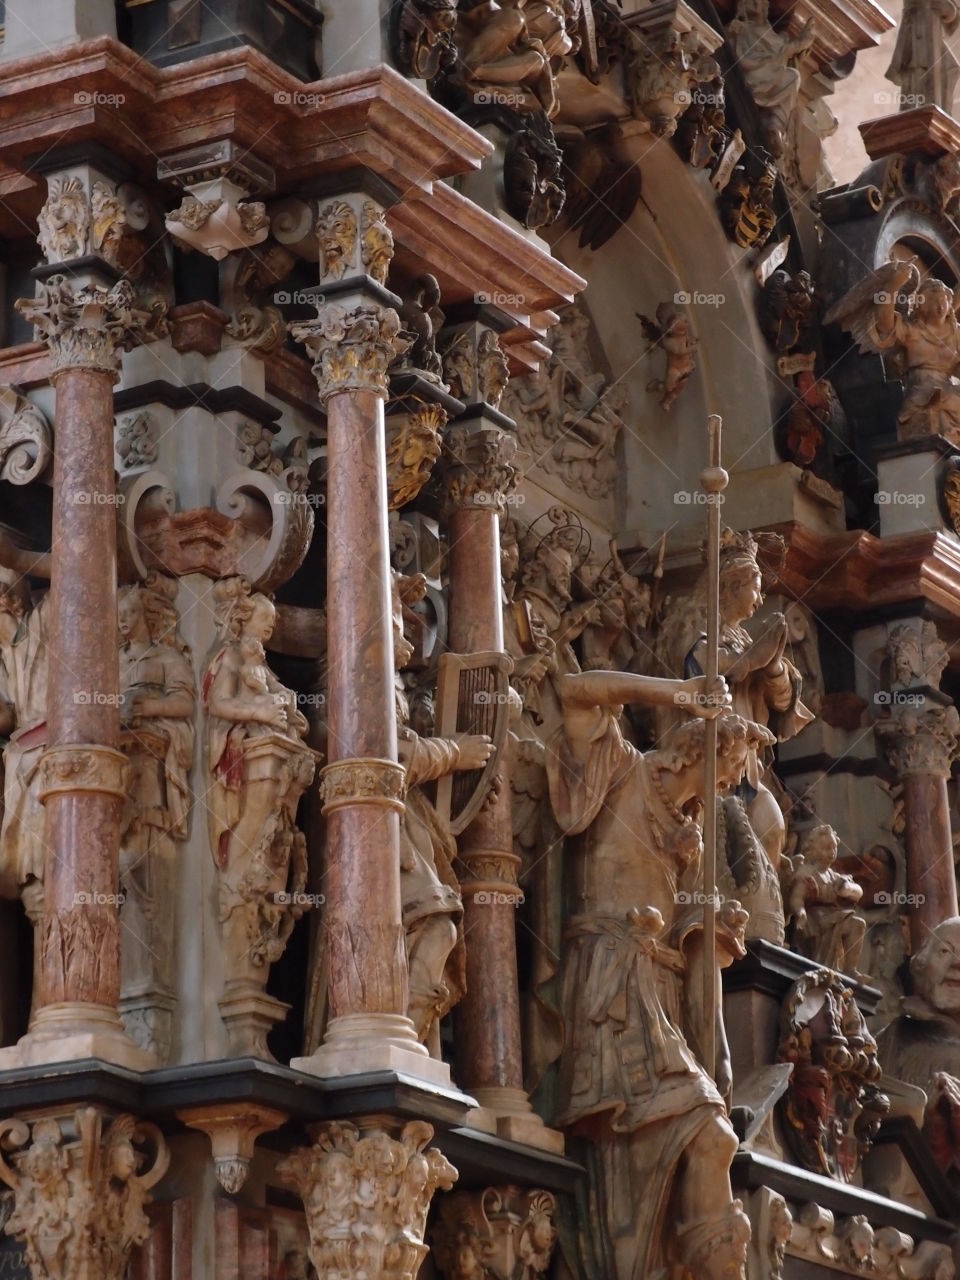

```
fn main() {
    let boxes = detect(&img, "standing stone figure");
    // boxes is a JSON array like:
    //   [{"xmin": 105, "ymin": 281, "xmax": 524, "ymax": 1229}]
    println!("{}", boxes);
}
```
[
  {"xmin": 546, "ymin": 666, "xmax": 769, "ymax": 1280},
  {"xmin": 117, "ymin": 574, "xmax": 195, "ymax": 1061},
  {"xmin": 393, "ymin": 570, "xmax": 493, "ymax": 1054}
]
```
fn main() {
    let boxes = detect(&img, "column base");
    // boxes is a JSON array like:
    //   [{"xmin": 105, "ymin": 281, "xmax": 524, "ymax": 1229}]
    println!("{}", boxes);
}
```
[
  {"xmin": 465, "ymin": 1086, "xmax": 565, "ymax": 1154},
  {"xmin": 291, "ymin": 1012, "xmax": 454, "ymax": 1088},
  {"xmin": 0, "ymin": 1001, "xmax": 156, "ymax": 1071},
  {"xmin": 218, "ymin": 988, "xmax": 290, "ymax": 1061}
]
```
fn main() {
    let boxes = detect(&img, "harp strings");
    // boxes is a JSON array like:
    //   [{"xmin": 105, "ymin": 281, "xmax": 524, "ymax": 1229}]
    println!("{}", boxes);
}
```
[{"xmin": 452, "ymin": 663, "xmax": 495, "ymax": 814}]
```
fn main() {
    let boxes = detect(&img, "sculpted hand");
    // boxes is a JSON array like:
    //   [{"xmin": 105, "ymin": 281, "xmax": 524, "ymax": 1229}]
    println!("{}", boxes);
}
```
[
  {"xmin": 677, "ymin": 675, "xmax": 730, "ymax": 718},
  {"xmin": 259, "ymin": 696, "xmax": 289, "ymax": 730},
  {"xmin": 456, "ymin": 733, "xmax": 494, "ymax": 770}
]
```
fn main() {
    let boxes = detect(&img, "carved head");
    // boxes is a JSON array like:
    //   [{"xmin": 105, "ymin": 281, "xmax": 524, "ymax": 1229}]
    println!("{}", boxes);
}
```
[
  {"xmin": 391, "ymin": 569, "xmax": 427, "ymax": 671},
  {"xmin": 118, "ymin": 584, "xmax": 150, "ymax": 645},
  {"xmin": 659, "ymin": 711, "xmax": 775, "ymax": 793},
  {"xmin": 911, "ymin": 917, "xmax": 960, "ymax": 1017},
  {"xmin": 802, "ymin": 823, "xmax": 839, "ymax": 869},
  {"xmin": 0, "ymin": 582, "xmax": 26, "ymax": 645},
  {"xmin": 500, "ymin": 517, "xmax": 521, "ymax": 594},
  {"xmin": 213, "ymin": 576, "xmax": 276, "ymax": 645},
  {"xmin": 916, "ymin": 279, "xmax": 954, "ymax": 323},
  {"xmin": 316, "ymin": 201, "xmax": 357, "ymax": 281}
]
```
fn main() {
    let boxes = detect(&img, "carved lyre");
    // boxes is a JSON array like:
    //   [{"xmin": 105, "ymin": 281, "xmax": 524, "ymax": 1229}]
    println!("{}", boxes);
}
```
[{"xmin": 434, "ymin": 650, "xmax": 512, "ymax": 835}]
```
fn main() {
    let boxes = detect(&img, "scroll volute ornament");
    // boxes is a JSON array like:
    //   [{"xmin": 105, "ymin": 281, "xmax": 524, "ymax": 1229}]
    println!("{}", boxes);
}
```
[
  {"xmin": 777, "ymin": 969, "xmax": 889, "ymax": 1182},
  {"xmin": 277, "ymin": 1120, "xmax": 457, "ymax": 1280},
  {"xmin": 432, "ymin": 1187, "xmax": 558, "ymax": 1280},
  {"xmin": 0, "ymin": 1108, "xmax": 168, "ymax": 1280}
]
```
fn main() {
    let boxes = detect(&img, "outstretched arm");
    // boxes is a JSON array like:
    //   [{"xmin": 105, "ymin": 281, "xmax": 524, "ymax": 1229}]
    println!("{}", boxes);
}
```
[
  {"xmin": 0, "ymin": 529, "xmax": 51, "ymax": 581},
  {"xmin": 559, "ymin": 669, "xmax": 728, "ymax": 717}
]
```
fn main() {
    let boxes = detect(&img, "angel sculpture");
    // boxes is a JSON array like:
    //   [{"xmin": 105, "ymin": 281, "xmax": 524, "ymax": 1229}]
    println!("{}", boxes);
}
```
[
  {"xmin": 824, "ymin": 257, "xmax": 960, "ymax": 444},
  {"xmin": 638, "ymin": 302, "xmax": 698, "ymax": 411}
]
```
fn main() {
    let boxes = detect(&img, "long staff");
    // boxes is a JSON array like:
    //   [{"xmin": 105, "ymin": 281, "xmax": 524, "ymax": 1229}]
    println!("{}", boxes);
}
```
[{"xmin": 701, "ymin": 413, "xmax": 728, "ymax": 1080}]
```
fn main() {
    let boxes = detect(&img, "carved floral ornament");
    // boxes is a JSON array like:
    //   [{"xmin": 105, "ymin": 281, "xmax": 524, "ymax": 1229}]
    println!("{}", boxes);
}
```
[
  {"xmin": 787, "ymin": 1202, "xmax": 954, "ymax": 1278},
  {"xmin": 16, "ymin": 276, "xmax": 151, "ymax": 378},
  {"xmin": 278, "ymin": 1120, "xmax": 457, "ymax": 1280},
  {"xmin": 37, "ymin": 744, "xmax": 129, "ymax": 803},
  {"xmin": 37, "ymin": 176, "xmax": 127, "ymax": 266},
  {"xmin": 0, "ymin": 1107, "xmax": 169, "ymax": 1280}
]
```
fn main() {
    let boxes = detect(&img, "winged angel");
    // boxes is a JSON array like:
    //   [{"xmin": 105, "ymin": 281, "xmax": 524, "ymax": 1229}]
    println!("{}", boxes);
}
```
[{"xmin": 824, "ymin": 257, "xmax": 960, "ymax": 443}]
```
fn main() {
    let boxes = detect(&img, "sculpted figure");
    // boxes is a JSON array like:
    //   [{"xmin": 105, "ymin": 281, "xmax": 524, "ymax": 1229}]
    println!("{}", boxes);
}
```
[
  {"xmin": 316, "ymin": 200, "xmax": 357, "ymax": 281},
  {"xmin": 579, "ymin": 544, "xmax": 652, "ymax": 673},
  {"xmin": 656, "ymin": 528, "xmax": 814, "ymax": 870},
  {"xmin": 786, "ymin": 824, "xmax": 866, "ymax": 977},
  {"xmin": 887, "ymin": 0, "xmax": 960, "ymax": 113},
  {"xmin": 546, "ymin": 669, "xmax": 762, "ymax": 1280},
  {"xmin": 117, "ymin": 574, "xmax": 195, "ymax": 1060},
  {"xmin": 203, "ymin": 577, "xmax": 317, "ymax": 1053},
  {"xmin": 453, "ymin": 0, "xmax": 570, "ymax": 118},
  {"xmin": 397, "ymin": 274, "xmax": 446, "ymax": 382},
  {"xmin": 825, "ymin": 258, "xmax": 960, "ymax": 444},
  {"xmin": 393, "ymin": 571, "xmax": 493, "ymax": 1053},
  {"xmin": 639, "ymin": 302, "xmax": 699, "ymax": 411},
  {"xmin": 720, "ymin": 157, "xmax": 777, "ymax": 250},
  {"xmin": 726, "ymin": 0, "xmax": 815, "ymax": 158},
  {"xmin": 0, "ymin": 537, "xmax": 53, "ymax": 985}
]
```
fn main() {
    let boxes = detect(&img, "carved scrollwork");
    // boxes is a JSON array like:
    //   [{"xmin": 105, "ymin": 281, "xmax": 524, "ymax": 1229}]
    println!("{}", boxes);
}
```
[
  {"xmin": 0, "ymin": 388, "xmax": 53, "ymax": 485},
  {"xmin": 319, "ymin": 756, "xmax": 407, "ymax": 814},
  {"xmin": 116, "ymin": 412, "xmax": 159, "ymax": 471},
  {"xmin": 432, "ymin": 1186, "xmax": 558, "ymax": 1280},
  {"xmin": 215, "ymin": 453, "xmax": 315, "ymax": 593},
  {"xmin": 278, "ymin": 1120, "xmax": 457, "ymax": 1280},
  {"xmin": 0, "ymin": 1108, "xmax": 169, "ymax": 1280}
]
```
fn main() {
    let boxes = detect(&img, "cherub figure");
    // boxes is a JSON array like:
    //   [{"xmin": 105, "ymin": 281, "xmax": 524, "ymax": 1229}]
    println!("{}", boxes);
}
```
[
  {"xmin": 825, "ymin": 257, "xmax": 960, "ymax": 444},
  {"xmin": 638, "ymin": 302, "xmax": 698, "ymax": 411},
  {"xmin": 787, "ymin": 824, "xmax": 866, "ymax": 977}
]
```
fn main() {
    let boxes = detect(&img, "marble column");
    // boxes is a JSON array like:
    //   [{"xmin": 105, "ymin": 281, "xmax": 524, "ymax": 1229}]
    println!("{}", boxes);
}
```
[
  {"xmin": 876, "ymin": 704, "xmax": 960, "ymax": 950},
  {"xmin": 289, "ymin": 192, "xmax": 448, "ymax": 1084},
  {"xmin": 0, "ymin": 166, "xmax": 154, "ymax": 1068},
  {"xmin": 438, "ymin": 341, "xmax": 561, "ymax": 1152}
]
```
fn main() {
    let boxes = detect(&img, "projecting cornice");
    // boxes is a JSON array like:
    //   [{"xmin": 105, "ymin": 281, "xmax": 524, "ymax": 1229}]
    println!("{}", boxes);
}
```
[
  {"xmin": 766, "ymin": 522, "xmax": 960, "ymax": 617},
  {"xmin": 0, "ymin": 39, "xmax": 584, "ymax": 357},
  {"xmin": 777, "ymin": 0, "xmax": 894, "ymax": 65}
]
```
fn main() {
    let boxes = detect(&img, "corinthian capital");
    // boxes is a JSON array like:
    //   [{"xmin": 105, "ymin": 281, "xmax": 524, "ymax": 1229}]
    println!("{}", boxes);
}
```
[
  {"xmin": 291, "ymin": 303, "xmax": 411, "ymax": 402},
  {"xmin": 16, "ymin": 276, "xmax": 150, "ymax": 378},
  {"xmin": 876, "ymin": 704, "xmax": 960, "ymax": 778},
  {"xmin": 278, "ymin": 1120, "xmax": 457, "ymax": 1279},
  {"xmin": 439, "ymin": 421, "xmax": 520, "ymax": 513}
]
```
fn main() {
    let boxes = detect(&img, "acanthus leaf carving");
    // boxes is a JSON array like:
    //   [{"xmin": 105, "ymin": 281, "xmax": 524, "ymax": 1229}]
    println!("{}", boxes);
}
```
[
  {"xmin": 291, "ymin": 303, "xmax": 412, "ymax": 402},
  {"xmin": 278, "ymin": 1120, "xmax": 457, "ymax": 1280},
  {"xmin": 16, "ymin": 276, "xmax": 151, "ymax": 378}
]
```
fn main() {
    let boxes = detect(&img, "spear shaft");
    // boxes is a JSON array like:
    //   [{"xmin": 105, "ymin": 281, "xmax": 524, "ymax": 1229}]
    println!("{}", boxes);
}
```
[{"xmin": 701, "ymin": 414, "xmax": 728, "ymax": 1081}]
